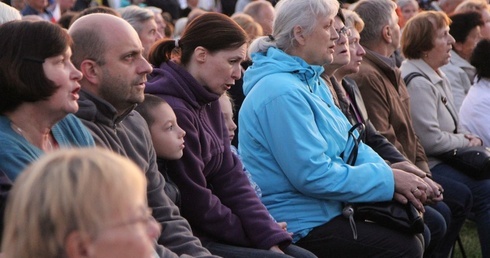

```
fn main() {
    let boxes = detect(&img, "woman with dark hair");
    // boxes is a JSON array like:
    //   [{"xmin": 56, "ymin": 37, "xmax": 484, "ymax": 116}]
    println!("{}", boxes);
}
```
[
  {"xmin": 145, "ymin": 12, "xmax": 312, "ymax": 258},
  {"xmin": 440, "ymin": 11, "xmax": 484, "ymax": 111},
  {"xmin": 401, "ymin": 11, "xmax": 490, "ymax": 257},
  {"xmin": 0, "ymin": 21, "xmax": 94, "ymax": 180}
]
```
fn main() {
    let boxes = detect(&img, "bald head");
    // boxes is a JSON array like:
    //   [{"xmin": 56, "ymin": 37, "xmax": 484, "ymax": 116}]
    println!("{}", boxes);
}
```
[
  {"xmin": 243, "ymin": 1, "xmax": 274, "ymax": 35},
  {"xmin": 69, "ymin": 13, "xmax": 141, "ymax": 68}
]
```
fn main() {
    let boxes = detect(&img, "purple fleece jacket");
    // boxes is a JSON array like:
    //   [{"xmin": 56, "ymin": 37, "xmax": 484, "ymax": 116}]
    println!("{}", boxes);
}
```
[{"xmin": 145, "ymin": 61, "xmax": 291, "ymax": 250}]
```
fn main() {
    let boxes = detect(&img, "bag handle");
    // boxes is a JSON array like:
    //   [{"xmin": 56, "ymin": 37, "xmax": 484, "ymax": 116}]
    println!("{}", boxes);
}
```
[
  {"xmin": 403, "ymin": 72, "xmax": 458, "ymax": 133},
  {"xmin": 340, "ymin": 123, "xmax": 366, "ymax": 165}
]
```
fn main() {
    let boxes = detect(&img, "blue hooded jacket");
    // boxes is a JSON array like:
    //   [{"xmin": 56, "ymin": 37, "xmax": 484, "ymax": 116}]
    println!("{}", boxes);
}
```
[{"xmin": 238, "ymin": 47, "xmax": 395, "ymax": 242}]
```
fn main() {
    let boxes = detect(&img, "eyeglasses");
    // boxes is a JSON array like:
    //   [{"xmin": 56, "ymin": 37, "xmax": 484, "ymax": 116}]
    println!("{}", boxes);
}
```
[
  {"xmin": 336, "ymin": 26, "xmax": 352, "ymax": 43},
  {"xmin": 108, "ymin": 207, "xmax": 157, "ymax": 231}
]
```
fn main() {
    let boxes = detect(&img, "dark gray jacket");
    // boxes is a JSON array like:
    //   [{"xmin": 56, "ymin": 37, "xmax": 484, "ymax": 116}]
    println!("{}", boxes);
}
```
[{"xmin": 76, "ymin": 90, "xmax": 219, "ymax": 258}]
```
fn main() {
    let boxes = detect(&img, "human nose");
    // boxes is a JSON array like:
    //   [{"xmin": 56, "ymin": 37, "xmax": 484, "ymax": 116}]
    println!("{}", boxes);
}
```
[
  {"xmin": 330, "ymin": 25, "xmax": 339, "ymax": 43},
  {"xmin": 449, "ymin": 34, "xmax": 455, "ymax": 44},
  {"xmin": 147, "ymin": 216, "xmax": 161, "ymax": 240},
  {"xmin": 232, "ymin": 65, "xmax": 242, "ymax": 80},
  {"xmin": 231, "ymin": 120, "xmax": 237, "ymax": 131},
  {"xmin": 155, "ymin": 31, "xmax": 163, "ymax": 41},
  {"xmin": 357, "ymin": 44, "xmax": 366, "ymax": 56},
  {"xmin": 178, "ymin": 125, "xmax": 186, "ymax": 138},
  {"xmin": 138, "ymin": 56, "xmax": 153, "ymax": 75},
  {"xmin": 69, "ymin": 61, "xmax": 83, "ymax": 81}
]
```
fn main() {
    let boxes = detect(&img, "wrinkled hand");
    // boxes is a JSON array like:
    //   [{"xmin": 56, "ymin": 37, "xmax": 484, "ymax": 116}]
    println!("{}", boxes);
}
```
[
  {"xmin": 269, "ymin": 245, "xmax": 284, "ymax": 254},
  {"xmin": 392, "ymin": 168, "xmax": 429, "ymax": 212},
  {"xmin": 423, "ymin": 177, "xmax": 443, "ymax": 204},
  {"xmin": 390, "ymin": 161, "xmax": 426, "ymax": 178},
  {"xmin": 465, "ymin": 134, "xmax": 483, "ymax": 146}
]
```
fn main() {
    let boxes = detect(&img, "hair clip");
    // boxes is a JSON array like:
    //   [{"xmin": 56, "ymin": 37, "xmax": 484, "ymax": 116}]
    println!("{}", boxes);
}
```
[
  {"xmin": 23, "ymin": 57, "xmax": 45, "ymax": 64},
  {"xmin": 268, "ymin": 34, "xmax": 275, "ymax": 41}
]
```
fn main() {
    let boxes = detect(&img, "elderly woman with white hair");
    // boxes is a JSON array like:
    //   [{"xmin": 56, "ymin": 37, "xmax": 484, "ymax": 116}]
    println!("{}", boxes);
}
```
[{"xmin": 238, "ymin": 0, "xmax": 426, "ymax": 257}]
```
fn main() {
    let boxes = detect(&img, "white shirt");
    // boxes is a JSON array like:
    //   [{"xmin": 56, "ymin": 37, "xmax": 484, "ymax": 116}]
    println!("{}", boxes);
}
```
[{"xmin": 459, "ymin": 78, "xmax": 490, "ymax": 147}]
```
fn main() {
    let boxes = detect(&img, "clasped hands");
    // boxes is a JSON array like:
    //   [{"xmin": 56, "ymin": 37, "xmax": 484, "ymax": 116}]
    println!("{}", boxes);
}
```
[{"xmin": 391, "ymin": 161, "xmax": 444, "ymax": 213}]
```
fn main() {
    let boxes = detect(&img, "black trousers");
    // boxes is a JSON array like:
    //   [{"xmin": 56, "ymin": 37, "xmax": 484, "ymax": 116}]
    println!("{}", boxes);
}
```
[{"xmin": 295, "ymin": 216, "xmax": 424, "ymax": 258}]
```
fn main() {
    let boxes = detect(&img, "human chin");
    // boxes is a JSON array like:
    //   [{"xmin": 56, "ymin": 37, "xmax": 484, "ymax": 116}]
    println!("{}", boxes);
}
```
[
  {"xmin": 323, "ymin": 54, "xmax": 334, "ymax": 66},
  {"xmin": 66, "ymin": 100, "xmax": 79, "ymax": 114}
]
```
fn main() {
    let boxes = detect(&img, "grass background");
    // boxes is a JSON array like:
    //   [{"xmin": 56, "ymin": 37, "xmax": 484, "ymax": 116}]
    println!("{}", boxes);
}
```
[{"xmin": 453, "ymin": 220, "xmax": 481, "ymax": 258}]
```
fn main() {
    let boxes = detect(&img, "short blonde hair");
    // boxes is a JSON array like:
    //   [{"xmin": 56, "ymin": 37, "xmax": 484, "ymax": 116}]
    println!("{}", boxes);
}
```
[
  {"xmin": 402, "ymin": 11, "xmax": 451, "ymax": 59},
  {"xmin": 454, "ymin": 0, "xmax": 489, "ymax": 13},
  {"xmin": 232, "ymin": 13, "xmax": 264, "ymax": 40},
  {"xmin": 2, "ymin": 148, "xmax": 147, "ymax": 258},
  {"xmin": 342, "ymin": 8, "xmax": 365, "ymax": 33}
]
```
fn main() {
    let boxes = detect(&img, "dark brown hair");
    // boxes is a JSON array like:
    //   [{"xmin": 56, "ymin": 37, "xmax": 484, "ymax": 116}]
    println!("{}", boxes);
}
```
[
  {"xmin": 134, "ymin": 94, "xmax": 168, "ymax": 127},
  {"xmin": 471, "ymin": 39, "xmax": 490, "ymax": 81},
  {"xmin": 0, "ymin": 21, "xmax": 72, "ymax": 113},
  {"xmin": 148, "ymin": 12, "xmax": 248, "ymax": 67}
]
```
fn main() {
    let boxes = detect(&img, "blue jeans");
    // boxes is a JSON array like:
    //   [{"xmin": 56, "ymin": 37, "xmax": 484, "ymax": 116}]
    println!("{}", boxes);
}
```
[
  {"xmin": 432, "ymin": 163, "xmax": 490, "ymax": 258},
  {"xmin": 423, "ymin": 204, "xmax": 448, "ymax": 257},
  {"xmin": 201, "ymin": 240, "xmax": 317, "ymax": 258}
]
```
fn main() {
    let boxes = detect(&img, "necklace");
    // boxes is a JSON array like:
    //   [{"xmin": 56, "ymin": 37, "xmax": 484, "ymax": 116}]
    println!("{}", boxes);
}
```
[{"xmin": 10, "ymin": 122, "xmax": 56, "ymax": 151}]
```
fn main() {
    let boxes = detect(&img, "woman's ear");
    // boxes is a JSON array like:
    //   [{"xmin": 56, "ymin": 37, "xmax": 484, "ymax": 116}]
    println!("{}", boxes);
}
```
[
  {"xmin": 293, "ymin": 25, "xmax": 306, "ymax": 46},
  {"xmin": 194, "ymin": 46, "xmax": 207, "ymax": 63},
  {"xmin": 65, "ymin": 231, "xmax": 91, "ymax": 258}
]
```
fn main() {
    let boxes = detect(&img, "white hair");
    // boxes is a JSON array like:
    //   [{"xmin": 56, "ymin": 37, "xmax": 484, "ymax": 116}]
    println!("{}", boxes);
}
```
[
  {"xmin": 0, "ymin": 2, "xmax": 21, "ymax": 25},
  {"xmin": 248, "ymin": 0, "xmax": 339, "ymax": 55}
]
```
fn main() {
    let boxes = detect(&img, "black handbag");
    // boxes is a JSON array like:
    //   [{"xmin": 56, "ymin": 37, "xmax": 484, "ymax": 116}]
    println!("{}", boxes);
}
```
[
  {"xmin": 342, "ymin": 123, "xmax": 424, "ymax": 240},
  {"xmin": 437, "ymin": 146, "xmax": 490, "ymax": 180}
]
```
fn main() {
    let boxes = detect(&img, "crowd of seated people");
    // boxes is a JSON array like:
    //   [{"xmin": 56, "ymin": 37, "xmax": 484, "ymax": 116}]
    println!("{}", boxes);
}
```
[{"xmin": 2, "ymin": 0, "xmax": 490, "ymax": 257}]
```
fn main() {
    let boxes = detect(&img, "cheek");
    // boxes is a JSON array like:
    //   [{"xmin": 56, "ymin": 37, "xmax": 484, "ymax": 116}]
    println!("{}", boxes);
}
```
[{"xmin": 92, "ymin": 233, "xmax": 151, "ymax": 258}]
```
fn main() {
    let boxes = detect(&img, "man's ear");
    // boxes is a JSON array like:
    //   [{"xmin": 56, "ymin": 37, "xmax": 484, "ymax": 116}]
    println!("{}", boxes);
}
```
[
  {"xmin": 79, "ymin": 59, "xmax": 100, "ymax": 85},
  {"xmin": 194, "ymin": 46, "xmax": 207, "ymax": 63},
  {"xmin": 382, "ymin": 25, "xmax": 392, "ymax": 43},
  {"xmin": 65, "ymin": 231, "xmax": 91, "ymax": 258}
]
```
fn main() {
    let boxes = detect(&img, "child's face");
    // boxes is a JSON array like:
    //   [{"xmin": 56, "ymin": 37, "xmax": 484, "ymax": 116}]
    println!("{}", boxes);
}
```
[
  {"xmin": 219, "ymin": 94, "xmax": 237, "ymax": 143},
  {"xmin": 149, "ymin": 103, "xmax": 186, "ymax": 160}
]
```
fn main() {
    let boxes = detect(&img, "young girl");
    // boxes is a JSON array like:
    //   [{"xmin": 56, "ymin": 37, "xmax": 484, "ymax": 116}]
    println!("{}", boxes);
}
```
[
  {"xmin": 218, "ymin": 92, "xmax": 262, "ymax": 198},
  {"xmin": 135, "ymin": 94, "xmax": 186, "ymax": 207}
]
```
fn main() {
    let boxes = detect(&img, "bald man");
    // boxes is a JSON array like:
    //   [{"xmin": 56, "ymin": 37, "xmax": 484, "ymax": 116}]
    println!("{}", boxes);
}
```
[
  {"xmin": 69, "ymin": 14, "xmax": 218, "ymax": 258},
  {"xmin": 243, "ymin": 1, "xmax": 274, "ymax": 35}
]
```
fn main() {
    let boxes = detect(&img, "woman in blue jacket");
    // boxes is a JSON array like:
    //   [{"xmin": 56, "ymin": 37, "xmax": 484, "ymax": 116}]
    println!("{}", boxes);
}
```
[{"xmin": 239, "ymin": 0, "xmax": 428, "ymax": 257}]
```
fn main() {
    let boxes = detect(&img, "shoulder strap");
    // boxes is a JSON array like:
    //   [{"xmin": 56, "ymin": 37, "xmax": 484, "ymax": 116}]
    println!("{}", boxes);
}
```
[
  {"xmin": 403, "ymin": 71, "xmax": 458, "ymax": 133},
  {"xmin": 403, "ymin": 72, "xmax": 430, "ymax": 86}
]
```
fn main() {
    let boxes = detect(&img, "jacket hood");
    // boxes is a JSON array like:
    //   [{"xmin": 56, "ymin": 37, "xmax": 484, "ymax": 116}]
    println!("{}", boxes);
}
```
[
  {"xmin": 243, "ymin": 47, "xmax": 324, "ymax": 96},
  {"xmin": 146, "ymin": 61, "xmax": 219, "ymax": 108}
]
